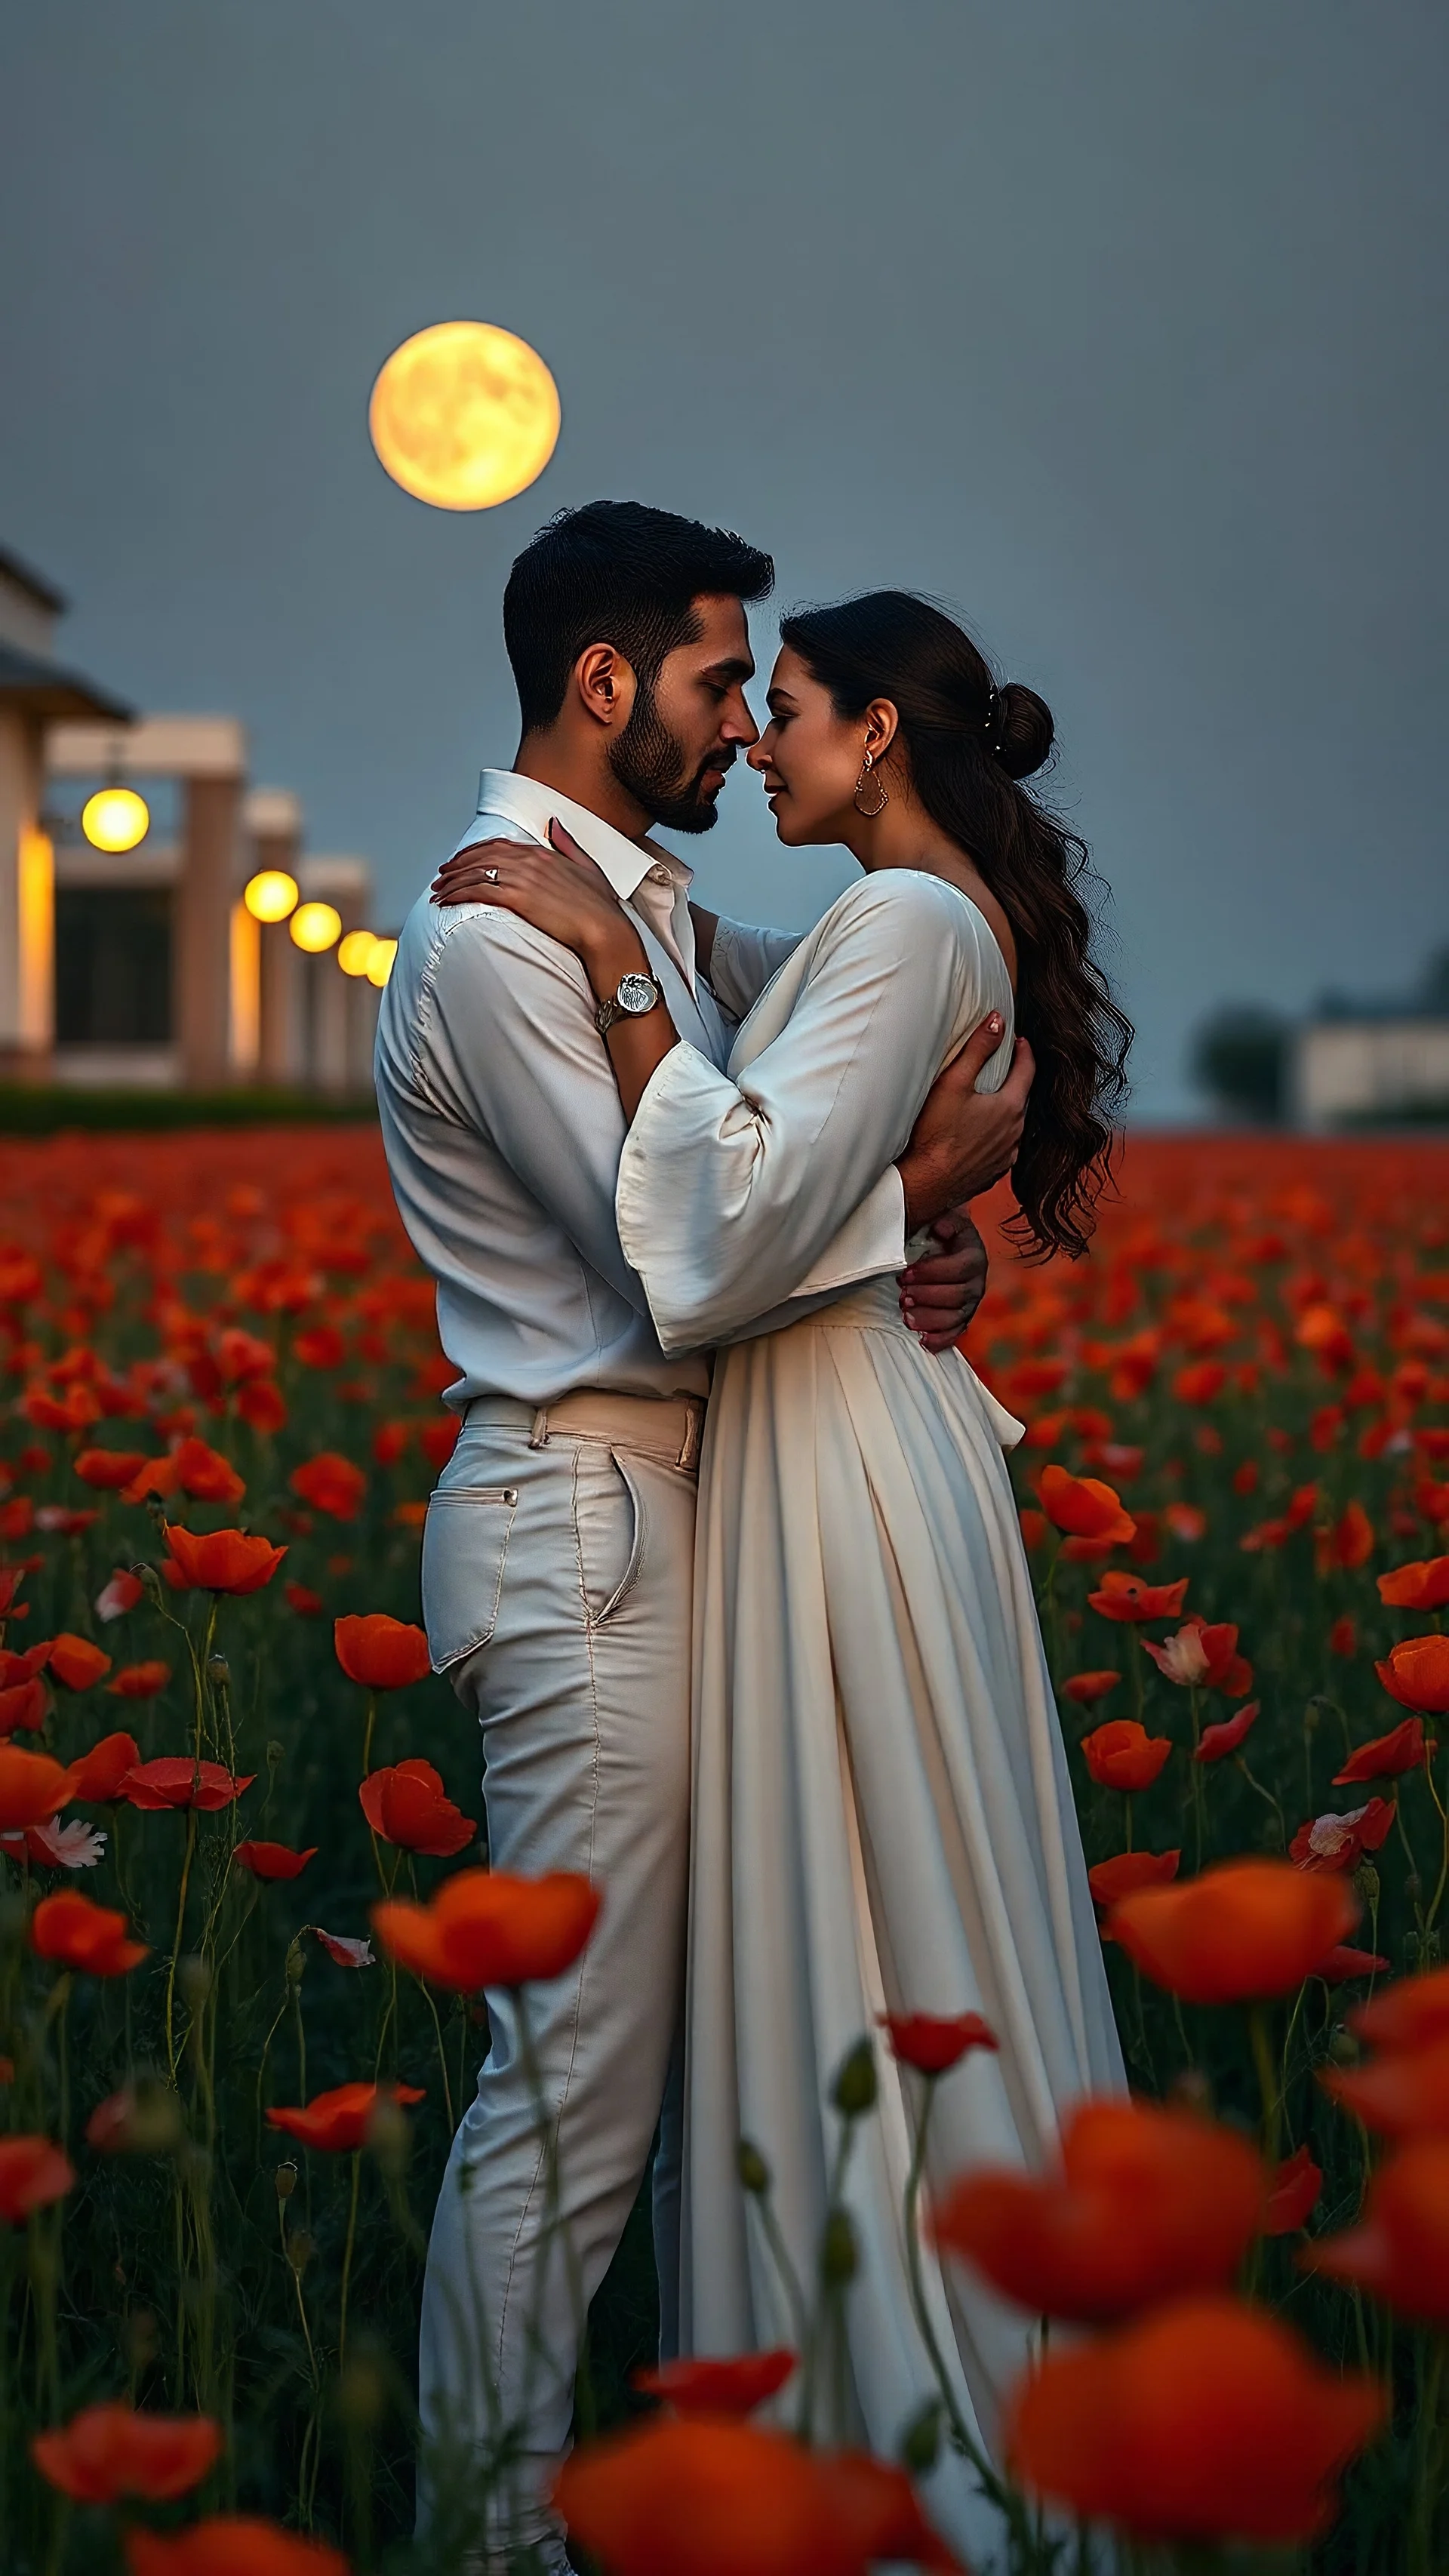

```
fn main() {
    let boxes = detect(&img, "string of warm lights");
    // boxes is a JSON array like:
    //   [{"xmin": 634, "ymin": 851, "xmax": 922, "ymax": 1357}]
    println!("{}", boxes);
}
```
[{"xmin": 242, "ymin": 871, "xmax": 396, "ymax": 983}]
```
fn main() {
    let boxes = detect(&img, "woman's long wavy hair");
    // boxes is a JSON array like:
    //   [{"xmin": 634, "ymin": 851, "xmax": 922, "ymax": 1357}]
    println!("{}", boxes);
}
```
[{"xmin": 779, "ymin": 592, "xmax": 1131, "ymax": 1257}]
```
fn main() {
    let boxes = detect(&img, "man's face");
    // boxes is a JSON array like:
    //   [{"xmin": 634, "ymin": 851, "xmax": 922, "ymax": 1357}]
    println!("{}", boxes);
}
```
[{"xmin": 608, "ymin": 592, "xmax": 759, "ymax": 833}]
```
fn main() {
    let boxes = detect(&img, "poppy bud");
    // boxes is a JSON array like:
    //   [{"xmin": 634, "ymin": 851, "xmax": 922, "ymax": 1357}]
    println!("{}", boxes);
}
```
[
  {"xmin": 206, "ymin": 1654, "xmax": 230, "ymax": 1688},
  {"xmin": 899, "ymin": 2398, "xmax": 942, "ymax": 2475},
  {"xmin": 178, "ymin": 1956, "xmax": 211, "ymax": 2008},
  {"xmin": 1327, "ymin": 2027, "xmax": 1359, "ymax": 2065},
  {"xmin": 275, "ymin": 2161, "xmax": 298, "ymax": 2203},
  {"xmin": 337, "ymin": 2349, "xmax": 387, "ymax": 2431},
  {"xmin": 1355, "ymin": 1860, "xmax": 1381, "ymax": 1909},
  {"xmin": 285, "ymin": 1937, "xmax": 306, "ymax": 1987},
  {"xmin": 286, "ymin": 2229, "xmax": 315, "ymax": 2279},
  {"xmin": 737, "ymin": 2140, "xmax": 770, "ymax": 2196},
  {"xmin": 831, "ymin": 2039, "xmax": 877, "ymax": 2118},
  {"xmin": 821, "ymin": 2208, "xmax": 859, "ymax": 2285},
  {"xmin": 367, "ymin": 2094, "xmax": 411, "ymax": 2179}
]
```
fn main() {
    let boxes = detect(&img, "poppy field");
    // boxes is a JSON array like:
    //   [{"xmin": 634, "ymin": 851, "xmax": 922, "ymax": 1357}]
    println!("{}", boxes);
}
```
[{"xmin": 1, "ymin": 1120, "xmax": 1448, "ymax": 2575}]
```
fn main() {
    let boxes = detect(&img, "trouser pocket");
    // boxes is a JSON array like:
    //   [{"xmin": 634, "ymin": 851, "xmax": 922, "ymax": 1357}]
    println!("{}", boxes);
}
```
[
  {"xmin": 574, "ymin": 1445, "xmax": 648, "ymax": 1630},
  {"xmin": 421, "ymin": 1484, "xmax": 518, "ymax": 1670}
]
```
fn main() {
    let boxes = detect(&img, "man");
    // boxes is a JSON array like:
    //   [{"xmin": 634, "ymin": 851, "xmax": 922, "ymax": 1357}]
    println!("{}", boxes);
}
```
[{"xmin": 374, "ymin": 501, "xmax": 1031, "ymax": 2568}]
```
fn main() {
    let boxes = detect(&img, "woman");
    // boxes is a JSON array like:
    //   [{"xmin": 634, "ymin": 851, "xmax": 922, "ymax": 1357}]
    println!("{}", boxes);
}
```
[{"xmin": 436, "ymin": 592, "xmax": 1130, "ymax": 2556}]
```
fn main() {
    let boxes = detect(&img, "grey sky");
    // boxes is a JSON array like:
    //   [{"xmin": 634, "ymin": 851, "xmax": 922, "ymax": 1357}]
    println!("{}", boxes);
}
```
[{"xmin": 2, "ymin": 0, "xmax": 1442, "ymax": 1116}]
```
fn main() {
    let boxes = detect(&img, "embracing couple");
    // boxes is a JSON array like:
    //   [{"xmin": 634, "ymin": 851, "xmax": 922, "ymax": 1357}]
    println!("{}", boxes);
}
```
[{"xmin": 375, "ymin": 500, "xmax": 1131, "ymax": 2568}]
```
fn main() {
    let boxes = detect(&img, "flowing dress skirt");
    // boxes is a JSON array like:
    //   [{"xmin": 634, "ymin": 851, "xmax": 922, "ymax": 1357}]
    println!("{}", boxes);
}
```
[{"xmin": 680, "ymin": 1274, "xmax": 1126, "ymax": 2559}]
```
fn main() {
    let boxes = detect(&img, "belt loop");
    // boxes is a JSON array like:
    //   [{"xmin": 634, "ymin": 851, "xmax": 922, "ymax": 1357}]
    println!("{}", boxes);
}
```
[
  {"xmin": 677, "ymin": 1401, "xmax": 701, "ymax": 1473},
  {"xmin": 528, "ymin": 1407, "xmax": 551, "ymax": 1450}
]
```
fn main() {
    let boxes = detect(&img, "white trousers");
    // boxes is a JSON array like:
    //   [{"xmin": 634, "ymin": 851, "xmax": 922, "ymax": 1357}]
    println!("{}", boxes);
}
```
[{"xmin": 417, "ymin": 1407, "xmax": 696, "ymax": 2563}]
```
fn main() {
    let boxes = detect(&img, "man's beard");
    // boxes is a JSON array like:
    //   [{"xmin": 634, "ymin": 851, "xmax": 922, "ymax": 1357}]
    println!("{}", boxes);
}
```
[{"xmin": 607, "ymin": 684, "xmax": 730, "ymax": 834}]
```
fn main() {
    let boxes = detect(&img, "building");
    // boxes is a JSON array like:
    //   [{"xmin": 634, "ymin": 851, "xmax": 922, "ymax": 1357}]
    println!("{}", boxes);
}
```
[{"xmin": 1294, "ymin": 1010, "xmax": 1449, "ymax": 1129}]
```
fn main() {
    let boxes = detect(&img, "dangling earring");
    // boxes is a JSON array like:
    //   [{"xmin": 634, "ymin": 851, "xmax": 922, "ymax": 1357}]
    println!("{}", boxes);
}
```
[{"xmin": 854, "ymin": 747, "xmax": 888, "ymax": 817}]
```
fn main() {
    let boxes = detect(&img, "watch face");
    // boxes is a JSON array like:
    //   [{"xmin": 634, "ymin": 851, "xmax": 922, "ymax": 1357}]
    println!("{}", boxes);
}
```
[{"xmin": 617, "ymin": 973, "xmax": 659, "ymax": 1015}]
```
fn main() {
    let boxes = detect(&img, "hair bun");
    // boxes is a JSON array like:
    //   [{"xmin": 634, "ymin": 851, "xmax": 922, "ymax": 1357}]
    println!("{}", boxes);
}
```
[{"xmin": 992, "ymin": 681, "xmax": 1054, "ymax": 781}]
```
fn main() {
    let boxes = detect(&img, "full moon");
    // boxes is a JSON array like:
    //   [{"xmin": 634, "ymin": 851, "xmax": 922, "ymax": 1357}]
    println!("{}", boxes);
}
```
[{"xmin": 369, "ymin": 321, "xmax": 561, "ymax": 512}]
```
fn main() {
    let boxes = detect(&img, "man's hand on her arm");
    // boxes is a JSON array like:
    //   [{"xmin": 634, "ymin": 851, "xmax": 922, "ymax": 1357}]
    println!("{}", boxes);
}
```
[
  {"xmin": 898, "ymin": 1208, "xmax": 989, "ymax": 1351},
  {"xmin": 897, "ymin": 1022, "xmax": 1035, "ymax": 1232}
]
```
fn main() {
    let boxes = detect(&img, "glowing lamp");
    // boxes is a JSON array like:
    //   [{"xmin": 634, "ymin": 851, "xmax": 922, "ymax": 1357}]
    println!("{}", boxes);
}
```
[
  {"xmin": 369, "ymin": 321, "xmax": 561, "ymax": 512},
  {"xmin": 289, "ymin": 901, "xmax": 343, "ymax": 955},
  {"xmin": 82, "ymin": 787, "xmax": 149, "ymax": 853},
  {"xmin": 244, "ymin": 869, "xmax": 300, "ymax": 924},
  {"xmin": 337, "ymin": 929, "xmax": 380, "ymax": 977},
  {"xmin": 365, "ymin": 938, "xmax": 398, "ymax": 989}
]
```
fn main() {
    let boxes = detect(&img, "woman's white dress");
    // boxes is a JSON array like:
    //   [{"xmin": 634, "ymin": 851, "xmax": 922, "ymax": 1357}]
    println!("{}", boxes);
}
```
[{"xmin": 615, "ymin": 871, "xmax": 1124, "ymax": 2559}]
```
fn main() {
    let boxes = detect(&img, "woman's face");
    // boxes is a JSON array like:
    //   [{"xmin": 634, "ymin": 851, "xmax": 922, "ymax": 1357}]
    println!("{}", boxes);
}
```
[{"xmin": 747, "ymin": 647, "xmax": 889, "ymax": 845}]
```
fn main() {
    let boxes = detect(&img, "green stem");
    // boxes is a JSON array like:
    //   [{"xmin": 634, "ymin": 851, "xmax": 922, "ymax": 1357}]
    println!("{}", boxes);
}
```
[
  {"xmin": 338, "ymin": 2150, "xmax": 361, "ymax": 2368},
  {"xmin": 165, "ymin": 1809, "xmax": 199, "ymax": 2079}
]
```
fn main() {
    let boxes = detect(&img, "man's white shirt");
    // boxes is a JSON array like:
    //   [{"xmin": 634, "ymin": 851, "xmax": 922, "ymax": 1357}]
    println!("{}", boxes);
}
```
[{"xmin": 374, "ymin": 768, "xmax": 907, "ymax": 1408}]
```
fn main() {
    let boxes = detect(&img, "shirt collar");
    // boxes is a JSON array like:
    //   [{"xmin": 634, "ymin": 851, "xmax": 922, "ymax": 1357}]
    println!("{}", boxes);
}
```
[{"xmin": 475, "ymin": 770, "xmax": 693, "ymax": 905}]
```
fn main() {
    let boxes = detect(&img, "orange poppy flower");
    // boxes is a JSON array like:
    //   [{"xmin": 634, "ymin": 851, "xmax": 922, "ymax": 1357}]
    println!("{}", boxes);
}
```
[
  {"xmin": 66, "ymin": 1731, "xmax": 140, "ymax": 1803},
  {"xmin": 1088, "ymin": 1571, "xmax": 1190, "ymax": 1623},
  {"xmin": 1378, "ymin": 1556, "xmax": 1449, "ymax": 1611},
  {"xmin": 73, "ymin": 1449, "xmax": 149, "ymax": 1491},
  {"xmin": 0, "ymin": 1677, "xmax": 47, "ymax": 1737},
  {"xmin": 880, "ymin": 2011, "xmax": 999, "ymax": 2074},
  {"xmin": 1263, "ymin": 2144, "xmax": 1322, "ymax": 2236},
  {"xmin": 1323, "ymin": 2033, "xmax": 1449, "ymax": 2137},
  {"xmin": 334, "ymin": 1613, "xmax": 432, "ymax": 1691},
  {"xmin": 167, "ymin": 1438, "xmax": 246, "ymax": 1506},
  {"xmin": 824, "ymin": 2452, "xmax": 966, "ymax": 2573},
  {"xmin": 122, "ymin": 1757, "xmax": 254, "ymax": 1811},
  {"xmin": 934, "ymin": 2097, "xmax": 1264, "ymax": 2323},
  {"xmin": 1061, "ymin": 1670, "xmax": 1121, "ymax": 1705},
  {"xmin": 1316, "ymin": 1501, "xmax": 1374, "ymax": 1572},
  {"xmin": 0, "ymin": 1642, "xmax": 51, "ymax": 1687},
  {"xmin": 290, "ymin": 1453, "xmax": 367, "ymax": 1522},
  {"xmin": 1004, "ymin": 2294, "xmax": 1383, "ymax": 2542},
  {"xmin": 285, "ymin": 1581, "xmax": 325, "ymax": 1617},
  {"xmin": 1081, "ymin": 1719, "xmax": 1172, "ymax": 1792},
  {"xmin": 162, "ymin": 1525, "xmax": 286, "ymax": 1595},
  {"xmin": 0, "ymin": 2134, "xmax": 75, "ymax": 2221},
  {"xmin": 1376, "ymin": 1636, "xmax": 1449, "ymax": 1715},
  {"xmin": 1350, "ymin": 1962, "xmax": 1449, "ymax": 2053},
  {"xmin": 632, "ymin": 2350, "xmax": 795, "ymax": 2418},
  {"xmin": 1142, "ymin": 1617, "xmax": 1252, "ymax": 1697},
  {"xmin": 32, "ymin": 2401, "xmax": 221, "ymax": 2502},
  {"xmin": 0, "ymin": 1745, "xmax": 72, "ymax": 1830},
  {"xmin": 358, "ymin": 1759, "xmax": 475, "ymax": 1857},
  {"xmin": 1328, "ymin": 1615, "xmax": 1357, "ymax": 1658},
  {"xmin": 47, "ymin": 1633, "xmax": 112, "ymax": 1691},
  {"xmin": 233, "ymin": 1839, "xmax": 317, "ymax": 1880},
  {"xmin": 1195, "ymin": 1700, "xmax": 1260, "ymax": 1763},
  {"xmin": 265, "ymin": 2080, "xmax": 424, "ymax": 2153},
  {"xmin": 31, "ymin": 1889, "xmax": 147, "ymax": 1977},
  {"xmin": 1307, "ymin": 2136, "xmax": 1449, "ymax": 2322},
  {"xmin": 1173, "ymin": 1361, "xmax": 1227, "ymax": 1406},
  {"xmin": 1038, "ymin": 1464, "xmax": 1136, "ymax": 1545},
  {"xmin": 125, "ymin": 2519, "xmax": 350, "ymax": 2574},
  {"xmin": 1107, "ymin": 1858, "xmax": 1359, "ymax": 2003},
  {"xmin": 237, "ymin": 1378, "xmax": 287, "ymax": 1435},
  {"xmin": 107, "ymin": 1659, "xmax": 171, "ymax": 1700},
  {"xmin": 1333, "ymin": 1717, "xmax": 1427, "ymax": 1784},
  {"xmin": 1290, "ymin": 1798, "xmax": 1396, "ymax": 1873},
  {"xmin": 1088, "ymin": 1850, "xmax": 1180, "ymax": 1907},
  {"xmin": 373, "ymin": 1866, "xmax": 600, "ymax": 1989}
]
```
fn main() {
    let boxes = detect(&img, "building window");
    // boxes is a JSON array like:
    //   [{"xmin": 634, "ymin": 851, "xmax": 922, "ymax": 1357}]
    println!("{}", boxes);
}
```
[{"xmin": 54, "ymin": 887, "xmax": 174, "ymax": 1045}]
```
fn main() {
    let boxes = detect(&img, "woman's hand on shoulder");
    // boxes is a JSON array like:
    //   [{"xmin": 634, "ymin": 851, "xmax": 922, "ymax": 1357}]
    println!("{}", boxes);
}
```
[{"xmin": 431, "ymin": 819, "xmax": 639, "ymax": 983}]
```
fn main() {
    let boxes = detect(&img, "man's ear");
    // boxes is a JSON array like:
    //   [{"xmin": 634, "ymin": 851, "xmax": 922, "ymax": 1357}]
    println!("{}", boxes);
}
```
[{"xmin": 572, "ymin": 642, "xmax": 638, "ymax": 734}]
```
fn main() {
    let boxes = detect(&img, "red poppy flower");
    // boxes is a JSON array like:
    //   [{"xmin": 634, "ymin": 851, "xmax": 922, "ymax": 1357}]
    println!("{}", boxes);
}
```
[
  {"xmin": 125, "ymin": 2520, "xmax": 350, "ymax": 2575},
  {"xmin": 1081, "ymin": 1719, "xmax": 1172, "ymax": 1792},
  {"xmin": 1323, "ymin": 2033, "xmax": 1449, "ymax": 2137},
  {"xmin": 233, "ymin": 1839, "xmax": 317, "ymax": 1881},
  {"xmin": 1328, "ymin": 1615, "xmax": 1357, "ymax": 1658},
  {"xmin": 32, "ymin": 2402, "xmax": 221, "ymax": 2503},
  {"xmin": 1195, "ymin": 1701, "xmax": 1260, "ymax": 1764},
  {"xmin": 1316, "ymin": 1501, "xmax": 1374, "ymax": 1574},
  {"xmin": 1088, "ymin": 1849, "xmax": 1180, "ymax": 1907},
  {"xmin": 0, "ymin": 2134, "xmax": 75, "ymax": 2221},
  {"xmin": 1004, "ymin": 2293, "xmax": 1383, "ymax": 2542},
  {"xmin": 935, "ymin": 2097, "xmax": 1264, "ymax": 2323},
  {"xmin": 1376, "ymin": 1636, "xmax": 1449, "ymax": 1715},
  {"xmin": 823, "ymin": 2452, "xmax": 966, "ymax": 2574},
  {"xmin": 66, "ymin": 1731, "xmax": 141, "ymax": 1803},
  {"xmin": 334, "ymin": 1613, "xmax": 432, "ymax": 1691},
  {"xmin": 1334, "ymin": 1716, "xmax": 1427, "ymax": 1785},
  {"xmin": 1038, "ymin": 1464, "xmax": 1136, "ymax": 1545},
  {"xmin": 95, "ymin": 1568, "xmax": 144, "ymax": 1620},
  {"xmin": 632, "ymin": 2350, "xmax": 796, "ymax": 2418},
  {"xmin": 1164, "ymin": 1502, "xmax": 1208, "ymax": 1543},
  {"xmin": 1350, "ymin": 1963, "xmax": 1449, "ymax": 2053},
  {"xmin": 1290, "ymin": 1798, "xmax": 1396, "ymax": 1873},
  {"xmin": 168, "ymin": 1438, "xmax": 246, "ymax": 1507},
  {"xmin": 1088, "ymin": 1571, "xmax": 1191, "ymax": 1623},
  {"xmin": 1308, "ymin": 2136, "xmax": 1449, "ymax": 2322},
  {"xmin": 31, "ymin": 1889, "xmax": 147, "ymax": 1976},
  {"xmin": 73, "ymin": 1449, "xmax": 149, "ymax": 1491},
  {"xmin": 265, "ymin": 2079, "xmax": 424, "ymax": 2153},
  {"xmin": 290, "ymin": 1453, "xmax": 367, "ymax": 1522},
  {"xmin": 1173, "ymin": 1360, "xmax": 1228, "ymax": 1405},
  {"xmin": 359, "ymin": 1758, "xmax": 475, "ymax": 1857},
  {"xmin": 880, "ymin": 2011, "xmax": 999, "ymax": 2074},
  {"xmin": 47, "ymin": 1633, "xmax": 112, "ymax": 1691},
  {"xmin": 1142, "ymin": 1617, "xmax": 1252, "ymax": 1697},
  {"xmin": 122, "ymin": 1758, "xmax": 254, "ymax": 1811},
  {"xmin": 1062, "ymin": 1670, "xmax": 1121, "ymax": 1705},
  {"xmin": 107, "ymin": 1660, "xmax": 171, "ymax": 1700},
  {"xmin": 162, "ymin": 1525, "xmax": 286, "ymax": 1594},
  {"xmin": 373, "ymin": 1865, "xmax": 600, "ymax": 1988},
  {"xmin": 1108, "ymin": 1857, "xmax": 1359, "ymax": 2002},
  {"xmin": 1379, "ymin": 1556, "xmax": 1449, "ymax": 1612},
  {"xmin": 294, "ymin": 1326, "xmax": 345, "ymax": 1369},
  {"xmin": 0, "ymin": 1642, "xmax": 51, "ymax": 1687},
  {"xmin": 0, "ymin": 1746, "xmax": 72, "ymax": 1830},
  {"xmin": 1263, "ymin": 2143, "xmax": 1322, "ymax": 2236},
  {"xmin": 236, "ymin": 1378, "xmax": 288, "ymax": 1434},
  {"xmin": 1318, "ymin": 1944, "xmax": 1391, "ymax": 1983},
  {"xmin": 0, "ymin": 1677, "xmax": 47, "ymax": 1737},
  {"xmin": 285, "ymin": 1581, "xmax": 325, "ymax": 1617}
]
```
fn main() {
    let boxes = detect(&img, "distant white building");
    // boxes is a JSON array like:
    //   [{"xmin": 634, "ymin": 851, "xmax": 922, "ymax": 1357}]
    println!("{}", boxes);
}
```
[{"xmin": 1294, "ymin": 999, "xmax": 1449, "ymax": 1130}]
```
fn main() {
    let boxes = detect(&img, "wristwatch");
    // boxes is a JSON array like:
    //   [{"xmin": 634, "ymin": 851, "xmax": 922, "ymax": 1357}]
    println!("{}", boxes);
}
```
[{"xmin": 595, "ymin": 971, "xmax": 663, "ymax": 1036}]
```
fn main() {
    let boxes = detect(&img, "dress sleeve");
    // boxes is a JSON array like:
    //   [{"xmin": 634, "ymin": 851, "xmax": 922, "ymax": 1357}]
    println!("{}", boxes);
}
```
[
  {"xmin": 615, "ymin": 875, "xmax": 985, "ymax": 1351},
  {"xmin": 706, "ymin": 919, "xmax": 803, "ymax": 1021}
]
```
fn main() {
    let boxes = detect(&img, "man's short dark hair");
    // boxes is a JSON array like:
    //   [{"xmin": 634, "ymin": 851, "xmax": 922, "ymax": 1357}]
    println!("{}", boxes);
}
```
[{"xmin": 503, "ymin": 500, "xmax": 774, "ymax": 734}]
